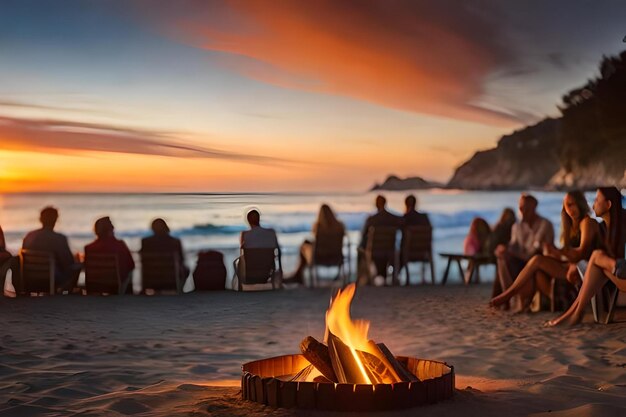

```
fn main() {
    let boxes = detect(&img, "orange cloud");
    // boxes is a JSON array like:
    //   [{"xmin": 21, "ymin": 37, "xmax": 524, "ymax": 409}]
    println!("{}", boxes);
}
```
[
  {"xmin": 0, "ymin": 115, "xmax": 292, "ymax": 165},
  {"xmin": 150, "ymin": 0, "xmax": 520, "ymax": 125}
]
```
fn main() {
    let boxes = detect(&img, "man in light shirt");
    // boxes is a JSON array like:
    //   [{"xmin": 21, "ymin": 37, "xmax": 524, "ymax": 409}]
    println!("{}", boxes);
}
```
[
  {"xmin": 493, "ymin": 194, "xmax": 554, "ymax": 309},
  {"xmin": 238, "ymin": 210, "xmax": 282, "ymax": 285}
]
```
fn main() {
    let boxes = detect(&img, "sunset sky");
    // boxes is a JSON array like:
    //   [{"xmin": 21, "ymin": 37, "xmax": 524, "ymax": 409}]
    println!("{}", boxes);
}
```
[{"xmin": 1, "ymin": 0, "xmax": 625, "ymax": 192}]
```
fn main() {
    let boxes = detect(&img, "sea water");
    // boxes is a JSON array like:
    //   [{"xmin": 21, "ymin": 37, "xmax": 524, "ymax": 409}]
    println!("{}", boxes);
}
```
[{"xmin": 0, "ymin": 190, "xmax": 575, "ymax": 289}]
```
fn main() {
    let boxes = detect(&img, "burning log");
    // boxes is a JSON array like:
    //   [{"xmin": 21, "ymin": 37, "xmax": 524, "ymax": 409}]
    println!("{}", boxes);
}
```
[
  {"xmin": 327, "ymin": 331, "xmax": 411, "ymax": 384},
  {"xmin": 327, "ymin": 330, "xmax": 370, "ymax": 384},
  {"xmin": 376, "ymin": 343, "xmax": 418, "ymax": 382},
  {"xmin": 300, "ymin": 336, "xmax": 338, "ymax": 382}
]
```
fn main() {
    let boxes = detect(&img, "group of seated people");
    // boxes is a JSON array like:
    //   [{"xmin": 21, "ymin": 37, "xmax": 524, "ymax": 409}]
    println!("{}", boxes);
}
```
[
  {"xmin": 1, "ymin": 193, "xmax": 429, "ymax": 294},
  {"xmin": 238, "ymin": 194, "xmax": 430, "ymax": 286},
  {"xmin": 480, "ymin": 187, "xmax": 625, "ymax": 326},
  {"xmin": 2, "ymin": 188, "xmax": 624, "ymax": 325},
  {"xmin": 283, "ymin": 194, "xmax": 431, "ymax": 285},
  {"xmin": 0, "ymin": 207, "xmax": 188, "ymax": 296}
]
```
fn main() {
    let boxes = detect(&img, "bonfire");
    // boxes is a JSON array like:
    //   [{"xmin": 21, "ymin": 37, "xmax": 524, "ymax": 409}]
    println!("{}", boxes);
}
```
[{"xmin": 241, "ymin": 283, "xmax": 454, "ymax": 410}]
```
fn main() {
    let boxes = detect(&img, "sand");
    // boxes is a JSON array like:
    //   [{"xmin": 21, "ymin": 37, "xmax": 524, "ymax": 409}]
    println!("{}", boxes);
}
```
[{"xmin": 1, "ymin": 284, "xmax": 625, "ymax": 416}]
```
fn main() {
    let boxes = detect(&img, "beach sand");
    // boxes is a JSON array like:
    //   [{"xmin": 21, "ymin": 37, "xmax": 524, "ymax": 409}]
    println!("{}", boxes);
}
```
[{"xmin": 1, "ymin": 284, "xmax": 625, "ymax": 416}]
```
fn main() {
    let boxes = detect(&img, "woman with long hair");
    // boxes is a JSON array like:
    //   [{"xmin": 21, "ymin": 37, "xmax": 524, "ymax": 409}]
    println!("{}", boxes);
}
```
[
  {"xmin": 489, "ymin": 207, "xmax": 516, "ymax": 253},
  {"xmin": 490, "ymin": 191, "xmax": 601, "ymax": 311},
  {"xmin": 464, "ymin": 217, "xmax": 491, "ymax": 256},
  {"xmin": 547, "ymin": 187, "xmax": 624, "ymax": 325},
  {"xmin": 285, "ymin": 204, "xmax": 345, "ymax": 284}
]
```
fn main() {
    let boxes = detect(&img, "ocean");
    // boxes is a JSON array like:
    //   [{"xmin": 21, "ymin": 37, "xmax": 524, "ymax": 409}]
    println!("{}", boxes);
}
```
[{"xmin": 0, "ymin": 190, "xmax": 576, "ymax": 290}]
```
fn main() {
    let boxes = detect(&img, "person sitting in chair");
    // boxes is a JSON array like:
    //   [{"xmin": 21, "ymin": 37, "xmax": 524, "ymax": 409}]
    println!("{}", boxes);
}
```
[
  {"xmin": 358, "ymin": 195, "xmax": 402, "ymax": 283},
  {"xmin": 85, "ymin": 217, "xmax": 135, "ymax": 293},
  {"xmin": 402, "ymin": 195, "xmax": 430, "ymax": 228},
  {"xmin": 491, "ymin": 194, "xmax": 554, "ymax": 310},
  {"xmin": 22, "ymin": 206, "xmax": 81, "ymax": 292},
  {"xmin": 141, "ymin": 218, "xmax": 190, "ymax": 283},
  {"xmin": 285, "ymin": 204, "xmax": 345, "ymax": 285},
  {"xmin": 238, "ymin": 209, "xmax": 282, "ymax": 284}
]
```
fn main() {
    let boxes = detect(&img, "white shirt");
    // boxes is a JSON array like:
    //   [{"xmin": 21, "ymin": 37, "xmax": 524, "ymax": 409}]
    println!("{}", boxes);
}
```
[{"xmin": 509, "ymin": 215, "xmax": 554, "ymax": 261}]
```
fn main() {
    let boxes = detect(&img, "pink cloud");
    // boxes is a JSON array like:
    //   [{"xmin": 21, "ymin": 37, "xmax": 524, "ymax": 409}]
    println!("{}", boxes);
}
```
[{"xmin": 146, "ymin": 0, "xmax": 520, "ymax": 125}]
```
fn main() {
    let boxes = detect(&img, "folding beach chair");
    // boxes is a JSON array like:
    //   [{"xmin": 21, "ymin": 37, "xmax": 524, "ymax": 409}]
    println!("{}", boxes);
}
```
[
  {"xmin": 85, "ymin": 253, "xmax": 130, "ymax": 295},
  {"xmin": 19, "ymin": 249, "xmax": 55, "ymax": 295},
  {"xmin": 140, "ymin": 252, "xmax": 184, "ymax": 294},
  {"xmin": 233, "ymin": 247, "xmax": 281, "ymax": 291},
  {"xmin": 308, "ymin": 231, "xmax": 351, "ymax": 287},
  {"xmin": 399, "ymin": 225, "xmax": 435, "ymax": 285},
  {"xmin": 359, "ymin": 226, "xmax": 398, "ymax": 285}
]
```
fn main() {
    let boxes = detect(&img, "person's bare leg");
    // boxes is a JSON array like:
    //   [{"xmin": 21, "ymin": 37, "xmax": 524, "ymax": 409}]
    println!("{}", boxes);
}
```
[
  {"xmin": 592, "ymin": 250, "xmax": 617, "ymax": 275},
  {"xmin": 535, "ymin": 269, "xmax": 552, "ymax": 297},
  {"xmin": 495, "ymin": 257, "xmax": 515, "ymax": 309},
  {"xmin": 548, "ymin": 262, "xmax": 608, "ymax": 325},
  {"xmin": 514, "ymin": 280, "xmax": 536, "ymax": 313},
  {"xmin": 491, "ymin": 255, "xmax": 567, "ymax": 307}
]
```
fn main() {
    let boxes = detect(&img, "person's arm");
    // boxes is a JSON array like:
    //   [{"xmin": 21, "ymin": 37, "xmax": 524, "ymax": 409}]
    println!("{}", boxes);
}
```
[
  {"xmin": 539, "ymin": 219, "xmax": 555, "ymax": 248},
  {"xmin": 120, "ymin": 241, "xmax": 135, "ymax": 271},
  {"xmin": 274, "ymin": 232, "xmax": 282, "ymax": 272},
  {"xmin": 506, "ymin": 224, "xmax": 525, "ymax": 259},
  {"xmin": 359, "ymin": 217, "xmax": 371, "ymax": 248},
  {"xmin": 58, "ymin": 235, "xmax": 76, "ymax": 269},
  {"xmin": 560, "ymin": 218, "xmax": 598, "ymax": 263},
  {"xmin": 176, "ymin": 239, "xmax": 185, "ymax": 264},
  {"xmin": 0, "ymin": 226, "xmax": 5, "ymax": 250},
  {"xmin": 239, "ymin": 231, "xmax": 245, "ymax": 248}
]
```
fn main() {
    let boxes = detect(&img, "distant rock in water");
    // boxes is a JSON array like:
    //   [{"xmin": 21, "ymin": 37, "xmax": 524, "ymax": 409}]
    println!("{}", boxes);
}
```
[{"xmin": 371, "ymin": 175, "xmax": 442, "ymax": 191}]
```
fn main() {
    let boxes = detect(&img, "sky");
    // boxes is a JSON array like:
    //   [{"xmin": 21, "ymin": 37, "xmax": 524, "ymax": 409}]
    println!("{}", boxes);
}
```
[{"xmin": 0, "ymin": 0, "xmax": 625, "ymax": 192}]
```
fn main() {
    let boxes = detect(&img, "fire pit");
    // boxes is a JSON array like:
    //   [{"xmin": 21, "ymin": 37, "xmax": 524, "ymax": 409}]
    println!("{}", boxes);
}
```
[{"xmin": 241, "ymin": 284, "xmax": 455, "ymax": 411}]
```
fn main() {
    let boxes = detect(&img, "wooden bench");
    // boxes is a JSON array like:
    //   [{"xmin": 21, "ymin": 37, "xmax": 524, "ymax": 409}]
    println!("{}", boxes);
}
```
[{"xmin": 439, "ymin": 253, "xmax": 495, "ymax": 285}]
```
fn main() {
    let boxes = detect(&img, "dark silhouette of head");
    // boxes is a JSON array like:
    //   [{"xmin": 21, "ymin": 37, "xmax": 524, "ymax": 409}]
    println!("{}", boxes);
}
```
[
  {"xmin": 375, "ymin": 195, "xmax": 387, "ymax": 212},
  {"xmin": 246, "ymin": 209, "xmax": 260, "ymax": 227},
  {"xmin": 94, "ymin": 216, "xmax": 114, "ymax": 239},
  {"xmin": 151, "ymin": 218, "xmax": 170, "ymax": 236},
  {"xmin": 317, "ymin": 204, "xmax": 340, "ymax": 229},
  {"xmin": 40, "ymin": 206, "xmax": 59, "ymax": 230},
  {"xmin": 405, "ymin": 195, "xmax": 417, "ymax": 212},
  {"xmin": 497, "ymin": 207, "xmax": 516, "ymax": 228}
]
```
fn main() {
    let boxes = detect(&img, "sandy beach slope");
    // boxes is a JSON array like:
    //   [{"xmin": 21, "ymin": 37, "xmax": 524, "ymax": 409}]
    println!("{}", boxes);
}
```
[{"xmin": 1, "ymin": 285, "xmax": 625, "ymax": 416}]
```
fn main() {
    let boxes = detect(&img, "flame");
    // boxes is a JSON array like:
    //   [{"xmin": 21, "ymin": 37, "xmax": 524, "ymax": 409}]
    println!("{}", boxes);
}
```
[
  {"xmin": 325, "ymin": 284, "xmax": 372, "ymax": 383},
  {"xmin": 324, "ymin": 283, "xmax": 402, "ymax": 384}
]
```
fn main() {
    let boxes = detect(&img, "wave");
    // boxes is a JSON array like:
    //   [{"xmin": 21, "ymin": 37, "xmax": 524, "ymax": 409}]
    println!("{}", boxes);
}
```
[
  {"xmin": 2, "ymin": 210, "xmax": 504, "ymax": 241},
  {"xmin": 178, "ymin": 209, "xmax": 501, "ymax": 236}
]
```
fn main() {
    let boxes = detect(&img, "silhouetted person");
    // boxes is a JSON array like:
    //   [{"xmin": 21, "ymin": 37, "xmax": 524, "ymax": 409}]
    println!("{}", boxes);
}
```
[
  {"xmin": 488, "ymin": 207, "xmax": 516, "ymax": 255},
  {"xmin": 359, "ymin": 195, "xmax": 403, "ymax": 249},
  {"xmin": 358, "ymin": 195, "xmax": 402, "ymax": 280},
  {"xmin": 85, "ymin": 217, "xmax": 135, "ymax": 293},
  {"xmin": 285, "ymin": 204, "xmax": 345, "ymax": 284},
  {"xmin": 402, "ymin": 195, "xmax": 431, "ymax": 228},
  {"xmin": 141, "ymin": 218, "xmax": 190, "ymax": 281},
  {"xmin": 22, "ymin": 206, "xmax": 81, "ymax": 292},
  {"xmin": 1, "ymin": 225, "xmax": 18, "ymax": 296},
  {"xmin": 399, "ymin": 194, "xmax": 432, "ymax": 268},
  {"xmin": 0, "ymin": 225, "xmax": 11, "ymax": 267},
  {"xmin": 239, "ymin": 209, "xmax": 282, "ymax": 280}
]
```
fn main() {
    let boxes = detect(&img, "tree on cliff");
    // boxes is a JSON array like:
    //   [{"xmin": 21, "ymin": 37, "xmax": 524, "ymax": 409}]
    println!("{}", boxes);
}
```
[{"xmin": 558, "ymin": 51, "xmax": 626, "ymax": 173}]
